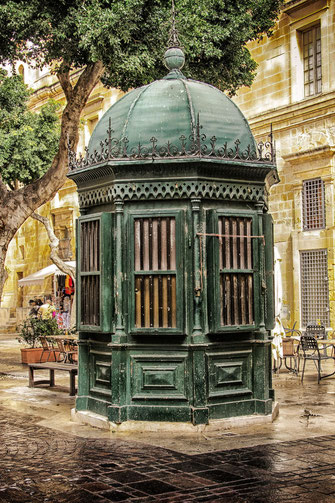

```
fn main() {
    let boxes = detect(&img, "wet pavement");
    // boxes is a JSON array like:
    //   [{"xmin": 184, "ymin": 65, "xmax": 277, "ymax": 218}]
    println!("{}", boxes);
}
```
[{"xmin": 2, "ymin": 333, "xmax": 335, "ymax": 502}]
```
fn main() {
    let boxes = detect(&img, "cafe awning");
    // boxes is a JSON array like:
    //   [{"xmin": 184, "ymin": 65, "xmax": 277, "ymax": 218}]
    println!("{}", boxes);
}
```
[{"xmin": 18, "ymin": 261, "xmax": 76, "ymax": 286}]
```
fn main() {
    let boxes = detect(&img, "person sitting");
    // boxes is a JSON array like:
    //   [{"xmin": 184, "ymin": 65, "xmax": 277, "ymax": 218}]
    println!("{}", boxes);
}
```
[
  {"xmin": 39, "ymin": 295, "xmax": 56, "ymax": 320},
  {"xmin": 28, "ymin": 299, "xmax": 39, "ymax": 318}
]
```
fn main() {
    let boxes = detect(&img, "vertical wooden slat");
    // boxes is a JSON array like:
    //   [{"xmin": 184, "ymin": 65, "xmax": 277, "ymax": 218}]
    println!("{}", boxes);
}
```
[
  {"xmin": 134, "ymin": 220, "xmax": 141, "ymax": 271},
  {"xmin": 170, "ymin": 218, "xmax": 176, "ymax": 269},
  {"xmin": 135, "ymin": 276, "xmax": 141, "ymax": 327},
  {"xmin": 157, "ymin": 218, "xmax": 162, "ymax": 270},
  {"xmin": 240, "ymin": 275, "xmax": 246, "ymax": 325},
  {"xmin": 158, "ymin": 275, "xmax": 163, "ymax": 326},
  {"xmin": 80, "ymin": 223, "xmax": 84, "ymax": 271},
  {"xmin": 97, "ymin": 221, "xmax": 100, "ymax": 270},
  {"xmin": 139, "ymin": 219, "xmax": 144, "ymax": 270},
  {"xmin": 144, "ymin": 276, "xmax": 150, "ymax": 327},
  {"xmin": 239, "ymin": 219, "xmax": 245, "ymax": 269},
  {"xmin": 162, "ymin": 276, "xmax": 168, "ymax": 327},
  {"xmin": 152, "ymin": 219, "xmax": 159, "ymax": 270},
  {"xmin": 149, "ymin": 218, "xmax": 153, "ymax": 270},
  {"xmin": 225, "ymin": 218, "xmax": 230, "ymax": 269},
  {"xmin": 153, "ymin": 276, "xmax": 159, "ymax": 326},
  {"xmin": 218, "ymin": 217, "xmax": 223, "ymax": 270},
  {"xmin": 140, "ymin": 276, "xmax": 145, "ymax": 327},
  {"xmin": 232, "ymin": 218, "xmax": 238, "ymax": 269},
  {"xmin": 248, "ymin": 274, "xmax": 253, "ymax": 323},
  {"xmin": 225, "ymin": 274, "xmax": 231, "ymax": 325},
  {"xmin": 220, "ymin": 274, "xmax": 224, "ymax": 325},
  {"xmin": 171, "ymin": 276, "xmax": 177, "ymax": 327},
  {"xmin": 166, "ymin": 218, "xmax": 171, "ymax": 270},
  {"xmin": 149, "ymin": 275, "xmax": 154, "ymax": 327},
  {"xmin": 233, "ymin": 273, "xmax": 238, "ymax": 324},
  {"xmin": 143, "ymin": 219, "xmax": 149, "ymax": 271},
  {"xmin": 167, "ymin": 275, "xmax": 172, "ymax": 327},
  {"xmin": 161, "ymin": 219, "xmax": 167, "ymax": 270},
  {"xmin": 91, "ymin": 221, "xmax": 95, "ymax": 271},
  {"xmin": 88, "ymin": 222, "xmax": 92, "ymax": 271},
  {"xmin": 246, "ymin": 219, "xmax": 252, "ymax": 269}
]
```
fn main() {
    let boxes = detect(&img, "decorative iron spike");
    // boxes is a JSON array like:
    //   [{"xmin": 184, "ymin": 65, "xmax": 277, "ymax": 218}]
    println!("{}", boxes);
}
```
[{"xmin": 167, "ymin": 0, "xmax": 182, "ymax": 48}]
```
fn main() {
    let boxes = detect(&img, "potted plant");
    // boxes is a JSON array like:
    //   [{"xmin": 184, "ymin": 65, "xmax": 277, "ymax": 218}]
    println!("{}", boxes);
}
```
[{"xmin": 17, "ymin": 317, "xmax": 62, "ymax": 364}]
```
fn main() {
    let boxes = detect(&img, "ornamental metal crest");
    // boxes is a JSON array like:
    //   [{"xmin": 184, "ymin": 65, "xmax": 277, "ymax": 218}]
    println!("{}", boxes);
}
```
[{"xmin": 68, "ymin": 116, "xmax": 276, "ymax": 172}]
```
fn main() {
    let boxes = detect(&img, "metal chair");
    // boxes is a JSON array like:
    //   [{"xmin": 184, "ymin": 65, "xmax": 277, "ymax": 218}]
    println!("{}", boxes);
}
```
[
  {"xmin": 56, "ymin": 339, "xmax": 78, "ymax": 364},
  {"xmin": 305, "ymin": 323, "xmax": 326, "ymax": 340},
  {"xmin": 300, "ymin": 335, "xmax": 335, "ymax": 384},
  {"xmin": 282, "ymin": 338, "xmax": 300, "ymax": 374},
  {"xmin": 39, "ymin": 336, "xmax": 57, "ymax": 362}
]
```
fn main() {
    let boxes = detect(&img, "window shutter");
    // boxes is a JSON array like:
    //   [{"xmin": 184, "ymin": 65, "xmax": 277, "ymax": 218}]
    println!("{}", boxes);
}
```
[
  {"xmin": 77, "ymin": 213, "xmax": 113, "ymax": 332},
  {"xmin": 128, "ymin": 210, "xmax": 184, "ymax": 334}
]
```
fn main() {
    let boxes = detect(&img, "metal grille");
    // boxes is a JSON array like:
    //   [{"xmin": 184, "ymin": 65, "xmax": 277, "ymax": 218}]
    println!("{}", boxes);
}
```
[
  {"xmin": 303, "ymin": 25, "xmax": 322, "ymax": 97},
  {"xmin": 80, "ymin": 220, "xmax": 100, "ymax": 326},
  {"xmin": 300, "ymin": 249, "xmax": 329, "ymax": 327},
  {"xmin": 218, "ymin": 216, "xmax": 254, "ymax": 326},
  {"xmin": 302, "ymin": 178, "xmax": 325, "ymax": 230},
  {"xmin": 134, "ymin": 217, "xmax": 177, "ymax": 328}
]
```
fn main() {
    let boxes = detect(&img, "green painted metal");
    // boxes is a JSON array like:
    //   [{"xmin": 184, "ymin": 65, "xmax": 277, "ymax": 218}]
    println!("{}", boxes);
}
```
[
  {"xmin": 77, "ymin": 212, "xmax": 113, "ymax": 333},
  {"xmin": 87, "ymin": 73, "xmax": 256, "ymax": 159},
  {"xmin": 264, "ymin": 213, "xmax": 275, "ymax": 331},
  {"xmin": 70, "ymin": 52, "xmax": 279, "ymax": 425}
]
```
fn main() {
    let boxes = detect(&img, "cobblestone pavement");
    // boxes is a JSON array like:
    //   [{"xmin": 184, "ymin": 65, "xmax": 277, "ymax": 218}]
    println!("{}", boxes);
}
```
[{"xmin": 2, "ymin": 407, "xmax": 335, "ymax": 502}]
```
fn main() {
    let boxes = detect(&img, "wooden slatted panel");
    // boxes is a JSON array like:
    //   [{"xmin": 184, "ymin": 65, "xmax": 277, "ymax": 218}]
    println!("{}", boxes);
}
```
[
  {"xmin": 219, "ymin": 216, "xmax": 254, "ymax": 326},
  {"xmin": 134, "ymin": 217, "xmax": 177, "ymax": 328},
  {"xmin": 81, "ymin": 275, "xmax": 100, "ymax": 326},
  {"xmin": 80, "ymin": 220, "xmax": 100, "ymax": 272},
  {"xmin": 80, "ymin": 219, "xmax": 100, "ymax": 326}
]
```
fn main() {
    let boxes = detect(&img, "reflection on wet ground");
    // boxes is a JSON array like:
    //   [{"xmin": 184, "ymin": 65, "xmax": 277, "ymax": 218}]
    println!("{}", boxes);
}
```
[
  {"xmin": 2, "ymin": 406, "xmax": 335, "ymax": 502},
  {"xmin": 2, "ymin": 334, "xmax": 335, "ymax": 501}
]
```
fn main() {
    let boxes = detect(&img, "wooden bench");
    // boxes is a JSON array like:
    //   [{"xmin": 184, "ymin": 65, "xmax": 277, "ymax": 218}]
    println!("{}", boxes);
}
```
[{"xmin": 28, "ymin": 362, "xmax": 78, "ymax": 396}]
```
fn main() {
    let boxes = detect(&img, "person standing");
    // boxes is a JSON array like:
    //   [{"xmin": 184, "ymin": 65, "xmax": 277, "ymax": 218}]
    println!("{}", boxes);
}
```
[{"xmin": 39, "ymin": 295, "xmax": 56, "ymax": 320}]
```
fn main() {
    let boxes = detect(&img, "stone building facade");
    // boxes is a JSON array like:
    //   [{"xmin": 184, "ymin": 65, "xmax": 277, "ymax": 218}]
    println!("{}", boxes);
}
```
[
  {"xmin": 234, "ymin": 0, "xmax": 335, "ymax": 330},
  {"xmin": 2, "ymin": 0, "xmax": 334, "ymax": 333}
]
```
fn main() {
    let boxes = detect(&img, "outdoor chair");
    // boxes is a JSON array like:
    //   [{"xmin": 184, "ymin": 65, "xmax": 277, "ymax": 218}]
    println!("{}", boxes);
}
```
[
  {"xmin": 39, "ymin": 336, "xmax": 58, "ymax": 362},
  {"xmin": 282, "ymin": 338, "xmax": 300, "ymax": 374},
  {"xmin": 305, "ymin": 323, "xmax": 326, "ymax": 340},
  {"xmin": 300, "ymin": 335, "xmax": 335, "ymax": 384},
  {"xmin": 56, "ymin": 339, "xmax": 77, "ymax": 364}
]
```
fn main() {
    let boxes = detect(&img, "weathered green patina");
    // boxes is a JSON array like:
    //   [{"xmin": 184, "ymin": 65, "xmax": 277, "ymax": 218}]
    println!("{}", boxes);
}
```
[{"xmin": 69, "ymin": 45, "xmax": 278, "ymax": 425}]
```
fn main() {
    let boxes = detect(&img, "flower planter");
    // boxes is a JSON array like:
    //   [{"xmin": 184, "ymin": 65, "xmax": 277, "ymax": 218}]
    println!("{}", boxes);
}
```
[{"xmin": 20, "ymin": 348, "xmax": 61, "ymax": 364}]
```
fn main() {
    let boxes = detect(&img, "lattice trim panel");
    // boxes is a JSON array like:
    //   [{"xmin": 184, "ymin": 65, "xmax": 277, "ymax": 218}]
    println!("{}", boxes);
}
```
[{"xmin": 78, "ymin": 181, "xmax": 266, "ymax": 208}]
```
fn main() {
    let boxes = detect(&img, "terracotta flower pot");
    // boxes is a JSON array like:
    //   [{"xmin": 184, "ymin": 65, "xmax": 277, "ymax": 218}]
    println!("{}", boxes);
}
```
[{"xmin": 20, "ymin": 348, "xmax": 61, "ymax": 364}]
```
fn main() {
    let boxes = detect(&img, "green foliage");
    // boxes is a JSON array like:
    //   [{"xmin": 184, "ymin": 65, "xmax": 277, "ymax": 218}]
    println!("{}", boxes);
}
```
[
  {"xmin": 0, "ymin": 69, "xmax": 60, "ymax": 188},
  {"xmin": 0, "ymin": 0, "xmax": 283, "ymax": 95},
  {"xmin": 17, "ymin": 317, "xmax": 61, "ymax": 348}
]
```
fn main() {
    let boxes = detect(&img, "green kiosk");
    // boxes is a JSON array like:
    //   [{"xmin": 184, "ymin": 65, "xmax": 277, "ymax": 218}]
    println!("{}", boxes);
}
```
[{"xmin": 68, "ymin": 45, "xmax": 279, "ymax": 427}]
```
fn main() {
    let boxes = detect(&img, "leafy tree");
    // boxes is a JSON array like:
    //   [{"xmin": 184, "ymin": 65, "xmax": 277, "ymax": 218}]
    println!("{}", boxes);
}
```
[
  {"xmin": 0, "ymin": 0, "xmax": 282, "ymax": 300},
  {"xmin": 0, "ymin": 69, "xmax": 60, "ymax": 190}
]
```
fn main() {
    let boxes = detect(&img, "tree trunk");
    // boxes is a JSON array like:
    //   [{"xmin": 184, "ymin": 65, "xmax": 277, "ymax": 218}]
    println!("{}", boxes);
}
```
[
  {"xmin": 0, "ymin": 61, "xmax": 104, "ymax": 304},
  {"xmin": 31, "ymin": 212, "xmax": 76, "ymax": 280}
]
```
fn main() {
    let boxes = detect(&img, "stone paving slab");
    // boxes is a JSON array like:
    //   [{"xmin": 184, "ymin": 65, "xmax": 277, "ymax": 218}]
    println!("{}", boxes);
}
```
[{"xmin": 2, "ymin": 407, "xmax": 335, "ymax": 502}]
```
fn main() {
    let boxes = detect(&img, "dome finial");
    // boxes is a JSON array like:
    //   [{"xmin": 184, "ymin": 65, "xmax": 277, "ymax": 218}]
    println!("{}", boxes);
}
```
[{"xmin": 164, "ymin": 0, "xmax": 185, "ymax": 72}]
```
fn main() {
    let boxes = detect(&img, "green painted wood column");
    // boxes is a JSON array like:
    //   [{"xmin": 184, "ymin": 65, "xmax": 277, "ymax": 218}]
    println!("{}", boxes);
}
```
[
  {"xmin": 114, "ymin": 199, "xmax": 126, "ymax": 343},
  {"xmin": 191, "ymin": 198, "xmax": 202, "ymax": 338},
  {"xmin": 76, "ymin": 339, "xmax": 89, "ymax": 411},
  {"xmin": 256, "ymin": 202, "xmax": 267, "ymax": 340}
]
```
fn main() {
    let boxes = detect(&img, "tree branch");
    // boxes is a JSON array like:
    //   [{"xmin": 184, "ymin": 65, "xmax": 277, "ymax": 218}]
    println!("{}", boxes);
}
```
[
  {"xmin": 0, "ymin": 173, "xmax": 8, "ymax": 199},
  {"xmin": 31, "ymin": 212, "xmax": 75, "ymax": 280},
  {"xmin": 57, "ymin": 66, "xmax": 73, "ymax": 102}
]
